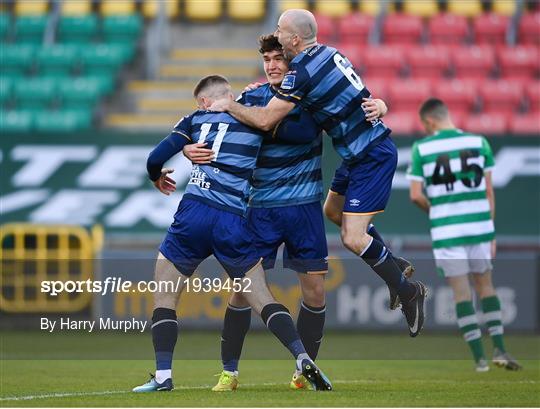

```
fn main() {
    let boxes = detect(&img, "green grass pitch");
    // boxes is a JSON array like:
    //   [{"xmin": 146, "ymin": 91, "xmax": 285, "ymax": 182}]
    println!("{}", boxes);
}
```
[{"xmin": 1, "ymin": 332, "xmax": 538, "ymax": 407}]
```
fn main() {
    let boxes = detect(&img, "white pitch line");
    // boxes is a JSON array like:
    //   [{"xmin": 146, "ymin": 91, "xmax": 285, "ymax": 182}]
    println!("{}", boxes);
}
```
[{"xmin": 1, "ymin": 379, "xmax": 537, "ymax": 402}]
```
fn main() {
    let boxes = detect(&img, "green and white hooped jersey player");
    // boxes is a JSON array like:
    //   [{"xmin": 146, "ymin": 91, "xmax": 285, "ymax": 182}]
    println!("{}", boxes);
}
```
[{"xmin": 407, "ymin": 129, "xmax": 495, "ymax": 249}]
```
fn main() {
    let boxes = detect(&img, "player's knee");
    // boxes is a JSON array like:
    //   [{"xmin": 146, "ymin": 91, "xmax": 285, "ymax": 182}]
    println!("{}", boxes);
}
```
[
  {"xmin": 303, "ymin": 284, "xmax": 325, "ymax": 308},
  {"xmin": 229, "ymin": 291, "xmax": 249, "ymax": 309}
]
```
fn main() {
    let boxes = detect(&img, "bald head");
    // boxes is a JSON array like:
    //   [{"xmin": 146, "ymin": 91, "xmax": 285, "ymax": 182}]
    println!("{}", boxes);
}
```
[{"xmin": 280, "ymin": 9, "xmax": 318, "ymax": 42}]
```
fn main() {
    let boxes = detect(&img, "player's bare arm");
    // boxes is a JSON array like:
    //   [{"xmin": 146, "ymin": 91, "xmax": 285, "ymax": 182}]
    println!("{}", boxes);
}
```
[
  {"xmin": 210, "ymin": 96, "xmax": 295, "ymax": 131},
  {"xmin": 409, "ymin": 180, "xmax": 430, "ymax": 213},
  {"xmin": 183, "ymin": 143, "xmax": 214, "ymax": 164}
]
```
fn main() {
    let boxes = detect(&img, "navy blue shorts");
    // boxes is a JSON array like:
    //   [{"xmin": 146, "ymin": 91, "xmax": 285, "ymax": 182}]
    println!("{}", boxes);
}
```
[
  {"xmin": 247, "ymin": 202, "xmax": 328, "ymax": 274},
  {"xmin": 330, "ymin": 136, "xmax": 398, "ymax": 214},
  {"xmin": 159, "ymin": 198, "xmax": 260, "ymax": 278}
]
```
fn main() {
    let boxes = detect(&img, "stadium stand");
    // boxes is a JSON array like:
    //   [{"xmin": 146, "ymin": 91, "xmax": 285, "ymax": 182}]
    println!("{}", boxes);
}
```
[
  {"xmin": 142, "ymin": 0, "xmax": 180, "ymax": 19},
  {"xmin": 228, "ymin": 0, "xmax": 266, "ymax": 21},
  {"xmin": 428, "ymin": 13, "xmax": 469, "ymax": 44},
  {"xmin": 314, "ymin": 0, "xmax": 351, "ymax": 17},
  {"xmin": 337, "ymin": 13, "xmax": 374, "ymax": 44},
  {"xmin": 403, "ymin": 0, "xmax": 439, "ymax": 17},
  {"xmin": 383, "ymin": 13, "xmax": 424, "ymax": 45},
  {"xmin": 184, "ymin": 0, "xmax": 222, "ymax": 21},
  {"xmin": 473, "ymin": 12, "xmax": 509, "ymax": 45}
]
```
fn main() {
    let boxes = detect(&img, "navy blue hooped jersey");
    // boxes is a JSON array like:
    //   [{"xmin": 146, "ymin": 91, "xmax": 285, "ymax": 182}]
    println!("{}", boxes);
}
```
[
  {"xmin": 174, "ymin": 110, "xmax": 265, "ymax": 216},
  {"xmin": 274, "ymin": 44, "xmax": 391, "ymax": 162},
  {"xmin": 238, "ymin": 84, "xmax": 323, "ymax": 208}
]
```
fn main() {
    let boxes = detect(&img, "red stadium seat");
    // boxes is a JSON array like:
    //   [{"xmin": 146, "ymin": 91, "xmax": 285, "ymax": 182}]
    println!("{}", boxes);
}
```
[
  {"xmin": 525, "ymin": 81, "xmax": 540, "ymax": 112},
  {"xmin": 474, "ymin": 13, "xmax": 509, "ymax": 45},
  {"xmin": 452, "ymin": 46, "xmax": 496, "ymax": 80},
  {"xmin": 337, "ymin": 13, "xmax": 374, "ymax": 44},
  {"xmin": 314, "ymin": 13, "xmax": 334, "ymax": 44},
  {"xmin": 498, "ymin": 46, "xmax": 539, "ymax": 81},
  {"xmin": 387, "ymin": 79, "xmax": 432, "ymax": 114},
  {"xmin": 434, "ymin": 79, "xmax": 478, "ymax": 116},
  {"xmin": 361, "ymin": 46, "xmax": 404, "ymax": 79},
  {"xmin": 480, "ymin": 80, "xmax": 523, "ymax": 114},
  {"xmin": 509, "ymin": 113, "xmax": 540, "ymax": 135},
  {"xmin": 383, "ymin": 13, "xmax": 424, "ymax": 45},
  {"xmin": 429, "ymin": 13, "xmax": 469, "ymax": 45},
  {"xmin": 336, "ymin": 43, "xmax": 363, "ymax": 70},
  {"xmin": 463, "ymin": 113, "xmax": 508, "ymax": 135},
  {"xmin": 382, "ymin": 111, "xmax": 422, "ymax": 135},
  {"xmin": 364, "ymin": 78, "xmax": 388, "ymax": 100},
  {"xmin": 519, "ymin": 11, "xmax": 540, "ymax": 45},
  {"xmin": 407, "ymin": 45, "xmax": 451, "ymax": 79}
]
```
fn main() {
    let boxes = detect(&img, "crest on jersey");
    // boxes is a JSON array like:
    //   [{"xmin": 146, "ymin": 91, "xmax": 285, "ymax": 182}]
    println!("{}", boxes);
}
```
[{"xmin": 281, "ymin": 74, "xmax": 296, "ymax": 90}]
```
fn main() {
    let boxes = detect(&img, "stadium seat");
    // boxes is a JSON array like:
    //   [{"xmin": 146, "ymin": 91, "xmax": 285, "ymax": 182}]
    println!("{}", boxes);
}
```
[
  {"xmin": 498, "ymin": 46, "xmax": 539, "ymax": 80},
  {"xmin": 336, "ymin": 43, "xmax": 362, "ymax": 69},
  {"xmin": 0, "ymin": 44, "xmax": 36, "ymax": 78},
  {"xmin": 519, "ymin": 11, "xmax": 540, "ymax": 45},
  {"xmin": 142, "ymin": 0, "xmax": 180, "ymax": 18},
  {"xmin": 314, "ymin": 0, "xmax": 351, "ymax": 17},
  {"xmin": 525, "ymin": 81, "xmax": 540, "ymax": 112},
  {"xmin": 337, "ymin": 13, "xmax": 374, "ymax": 44},
  {"xmin": 387, "ymin": 79, "xmax": 432, "ymax": 113},
  {"xmin": 14, "ymin": 78, "xmax": 57, "ymax": 111},
  {"xmin": 492, "ymin": 0, "xmax": 517, "ymax": 16},
  {"xmin": 35, "ymin": 110, "xmax": 91, "ymax": 132},
  {"xmin": 100, "ymin": 0, "xmax": 136, "ymax": 16},
  {"xmin": 403, "ymin": 0, "xmax": 439, "ymax": 17},
  {"xmin": 361, "ymin": 46, "xmax": 404, "ymax": 79},
  {"xmin": 184, "ymin": 0, "xmax": 221, "ymax": 21},
  {"xmin": 59, "ymin": 78, "xmax": 101, "ymax": 111},
  {"xmin": 448, "ymin": 0, "xmax": 482, "ymax": 17},
  {"xmin": 60, "ymin": 0, "xmax": 92, "ymax": 16},
  {"xmin": 434, "ymin": 79, "xmax": 478, "ymax": 116},
  {"xmin": 364, "ymin": 78, "xmax": 388, "ymax": 100},
  {"xmin": 228, "ymin": 0, "xmax": 265, "ymax": 21},
  {"xmin": 14, "ymin": 15, "xmax": 48, "ymax": 44},
  {"xmin": 0, "ymin": 12, "xmax": 10, "ymax": 41},
  {"xmin": 509, "ymin": 113, "xmax": 540, "ymax": 135},
  {"xmin": 463, "ymin": 113, "xmax": 508, "ymax": 135},
  {"xmin": 82, "ymin": 75, "xmax": 115, "ymax": 96},
  {"xmin": 36, "ymin": 45, "xmax": 79, "ymax": 78},
  {"xmin": 58, "ymin": 15, "xmax": 98, "ymax": 44},
  {"xmin": 279, "ymin": 0, "xmax": 308, "ymax": 13},
  {"xmin": 358, "ymin": 0, "xmax": 387, "ymax": 16},
  {"xmin": 14, "ymin": 0, "xmax": 48, "ymax": 15},
  {"xmin": 382, "ymin": 14, "xmax": 424, "ymax": 45},
  {"xmin": 407, "ymin": 46, "xmax": 450, "ymax": 79},
  {"xmin": 480, "ymin": 80, "xmax": 523, "ymax": 114},
  {"xmin": 102, "ymin": 15, "xmax": 142, "ymax": 44},
  {"xmin": 474, "ymin": 13, "xmax": 509, "ymax": 45},
  {"xmin": 452, "ymin": 46, "xmax": 496, "ymax": 80},
  {"xmin": 429, "ymin": 13, "xmax": 469, "ymax": 44},
  {"xmin": 0, "ymin": 110, "xmax": 33, "ymax": 132},
  {"xmin": 382, "ymin": 111, "xmax": 422, "ymax": 135},
  {"xmin": 313, "ymin": 13, "xmax": 334, "ymax": 44},
  {"xmin": 80, "ymin": 44, "xmax": 124, "ymax": 77}
]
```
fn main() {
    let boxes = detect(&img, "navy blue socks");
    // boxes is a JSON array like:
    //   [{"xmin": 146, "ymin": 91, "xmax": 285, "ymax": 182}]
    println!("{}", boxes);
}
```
[
  {"xmin": 221, "ymin": 304, "xmax": 251, "ymax": 373},
  {"xmin": 152, "ymin": 307, "xmax": 178, "ymax": 383},
  {"xmin": 297, "ymin": 301, "xmax": 325, "ymax": 360}
]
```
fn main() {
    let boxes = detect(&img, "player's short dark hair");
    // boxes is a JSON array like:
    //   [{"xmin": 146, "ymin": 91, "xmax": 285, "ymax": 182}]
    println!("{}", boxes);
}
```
[
  {"xmin": 258, "ymin": 34, "xmax": 282, "ymax": 54},
  {"xmin": 419, "ymin": 98, "xmax": 450, "ymax": 121},
  {"xmin": 193, "ymin": 75, "xmax": 230, "ymax": 98}
]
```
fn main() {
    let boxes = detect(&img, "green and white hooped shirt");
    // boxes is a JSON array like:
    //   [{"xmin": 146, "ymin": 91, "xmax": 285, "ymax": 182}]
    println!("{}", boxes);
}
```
[{"xmin": 407, "ymin": 129, "xmax": 495, "ymax": 249}]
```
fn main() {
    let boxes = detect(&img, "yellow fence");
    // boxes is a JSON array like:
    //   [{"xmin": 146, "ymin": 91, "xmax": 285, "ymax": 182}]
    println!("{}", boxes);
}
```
[{"xmin": 0, "ymin": 224, "xmax": 103, "ymax": 313}]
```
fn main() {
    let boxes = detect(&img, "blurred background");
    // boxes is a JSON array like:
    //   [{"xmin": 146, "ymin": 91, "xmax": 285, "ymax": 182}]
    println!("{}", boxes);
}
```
[{"xmin": 0, "ymin": 0, "xmax": 539, "ymax": 336}]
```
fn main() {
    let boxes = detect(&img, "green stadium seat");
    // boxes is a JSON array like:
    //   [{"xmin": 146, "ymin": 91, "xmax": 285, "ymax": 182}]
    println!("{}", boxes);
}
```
[
  {"xmin": 81, "ymin": 75, "xmax": 115, "ymax": 96},
  {"xmin": 80, "ymin": 44, "xmax": 124, "ymax": 77},
  {"xmin": 14, "ymin": 15, "xmax": 48, "ymax": 44},
  {"xmin": 58, "ymin": 15, "xmax": 98, "ymax": 44},
  {"xmin": 102, "ymin": 15, "xmax": 142, "ymax": 44},
  {"xmin": 59, "ymin": 78, "xmax": 100, "ymax": 111},
  {"xmin": 108, "ymin": 42, "xmax": 136, "ymax": 63},
  {"xmin": 37, "ymin": 45, "xmax": 79, "ymax": 78},
  {"xmin": 0, "ymin": 13, "xmax": 10, "ymax": 41},
  {"xmin": 0, "ymin": 110, "xmax": 33, "ymax": 132},
  {"xmin": 0, "ymin": 44, "xmax": 36, "ymax": 78},
  {"xmin": 35, "ymin": 110, "xmax": 91, "ymax": 132},
  {"xmin": 14, "ymin": 78, "xmax": 57, "ymax": 111},
  {"xmin": 0, "ymin": 77, "xmax": 12, "ymax": 108}
]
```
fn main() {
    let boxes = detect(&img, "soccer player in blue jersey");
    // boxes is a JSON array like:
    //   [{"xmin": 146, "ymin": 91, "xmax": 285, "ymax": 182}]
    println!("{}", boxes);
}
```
[
  {"xmin": 132, "ymin": 75, "xmax": 332, "ymax": 393},
  {"xmin": 210, "ymin": 9, "xmax": 427, "ymax": 337},
  {"xmin": 184, "ymin": 35, "xmax": 394, "ymax": 391}
]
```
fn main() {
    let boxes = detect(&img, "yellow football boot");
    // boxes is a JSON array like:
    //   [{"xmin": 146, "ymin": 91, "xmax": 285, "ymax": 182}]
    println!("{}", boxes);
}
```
[{"xmin": 211, "ymin": 371, "xmax": 239, "ymax": 392}]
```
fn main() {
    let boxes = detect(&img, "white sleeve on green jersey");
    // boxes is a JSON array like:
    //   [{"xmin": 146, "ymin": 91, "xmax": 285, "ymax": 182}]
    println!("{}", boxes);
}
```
[
  {"xmin": 406, "ymin": 142, "xmax": 424, "ymax": 182},
  {"xmin": 481, "ymin": 137, "xmax": 495, "ymax": 172}
]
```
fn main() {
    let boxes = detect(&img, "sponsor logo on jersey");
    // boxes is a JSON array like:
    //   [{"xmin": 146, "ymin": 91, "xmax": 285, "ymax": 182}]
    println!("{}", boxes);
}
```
[
  {"xmin": 349, "ymin": 198, "xmax": 361, "ymax": 207},
  {"xmin": 188, "ymin": 166, "xmax": 211, "ymax": 190}
]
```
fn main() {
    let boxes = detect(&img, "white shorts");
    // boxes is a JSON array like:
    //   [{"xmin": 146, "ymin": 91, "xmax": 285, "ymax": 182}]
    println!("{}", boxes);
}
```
[{"xmin": 433, "ymin": 242, "xmax": 493, "ymax": 278}]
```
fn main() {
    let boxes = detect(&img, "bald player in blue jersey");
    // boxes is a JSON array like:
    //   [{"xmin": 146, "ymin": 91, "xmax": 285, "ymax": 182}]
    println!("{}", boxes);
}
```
[
  {"xmin": 210, "ymin": 9, "xmax": 427, "ymax": 338},
  {"xmin": 132, "ymin": 75, "xmax": 332, "ymax": 393}
]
